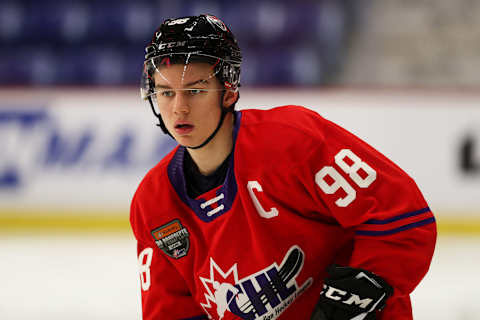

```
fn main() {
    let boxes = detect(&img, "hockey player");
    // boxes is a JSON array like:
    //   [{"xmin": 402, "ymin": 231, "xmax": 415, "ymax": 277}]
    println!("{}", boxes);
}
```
[{"xmin": 130, "ymin": 14, "xmax": 436, "ymax": 320}]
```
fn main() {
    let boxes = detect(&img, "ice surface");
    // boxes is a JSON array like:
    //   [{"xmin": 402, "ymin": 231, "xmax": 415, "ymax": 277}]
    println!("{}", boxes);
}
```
[{"xmin": 0, "ymin": 234, "xmax": 478, "ymax": 319}]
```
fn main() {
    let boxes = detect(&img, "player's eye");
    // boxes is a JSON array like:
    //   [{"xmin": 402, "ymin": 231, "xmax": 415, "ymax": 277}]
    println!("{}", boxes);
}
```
[
  {"xmin": 188, "ymin": 89, "xmax": 204, "ymax": 95},
  {"xmin": 159, "ymin": 90, "xmax": 174, "ymax": 97}
]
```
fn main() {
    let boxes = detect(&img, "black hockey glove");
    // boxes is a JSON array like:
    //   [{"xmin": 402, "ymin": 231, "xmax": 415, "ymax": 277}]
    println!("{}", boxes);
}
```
[{"xmin": 311, "ymin": 265, "xmax": 393, "ymax": 320}]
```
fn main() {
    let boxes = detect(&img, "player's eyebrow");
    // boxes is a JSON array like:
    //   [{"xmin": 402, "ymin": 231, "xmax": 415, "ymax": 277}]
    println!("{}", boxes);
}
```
[
  {"xmin": 155, "ymin": 79, "xmax": 209, "ymax": 89},
  {"xmin": 155, "ymin": 84, "xmax": 172, "ymax": 89},
  {"xmin": 184, "ymin": 79, "xmax": 209, "ymax": 87}
]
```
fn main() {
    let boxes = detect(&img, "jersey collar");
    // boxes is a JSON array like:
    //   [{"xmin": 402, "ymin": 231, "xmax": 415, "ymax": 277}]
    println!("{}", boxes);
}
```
[{"xmin": 167, "ymin": 111, "xmax": 242, "ymax": 222}]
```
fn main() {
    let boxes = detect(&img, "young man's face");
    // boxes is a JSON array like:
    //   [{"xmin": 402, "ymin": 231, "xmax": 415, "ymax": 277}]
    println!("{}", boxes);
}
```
[{"xmin": 153, "ymin": 62, "xmax": 236, "ymax": 148}]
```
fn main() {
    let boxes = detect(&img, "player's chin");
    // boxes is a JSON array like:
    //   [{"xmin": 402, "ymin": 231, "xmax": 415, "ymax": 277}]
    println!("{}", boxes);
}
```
[{"xmin": 175, "ymin": 136, "xmax": 199, "ymax": 148}]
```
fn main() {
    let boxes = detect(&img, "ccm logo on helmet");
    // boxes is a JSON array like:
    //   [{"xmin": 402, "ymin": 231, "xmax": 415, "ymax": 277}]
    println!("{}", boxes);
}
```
[
  {"xmin": 158, "ymin": 41, "xmax": 187, "ymax": 50},
  {"xmin": 321, "ymin": 284, "xmax": 373, "ymax": 309}
]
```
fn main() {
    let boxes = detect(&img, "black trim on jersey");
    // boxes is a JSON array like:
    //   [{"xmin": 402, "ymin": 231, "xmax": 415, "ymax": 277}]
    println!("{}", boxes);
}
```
[{"xmin": 184, "ymin": 149, "xmax": 233, "ymax": 199}]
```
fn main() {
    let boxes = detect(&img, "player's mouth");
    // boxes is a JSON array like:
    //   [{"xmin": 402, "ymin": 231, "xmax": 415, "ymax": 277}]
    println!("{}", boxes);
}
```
[{"xmin": 174, "ymin": 122, "xmax": 194, "ymax": 135}]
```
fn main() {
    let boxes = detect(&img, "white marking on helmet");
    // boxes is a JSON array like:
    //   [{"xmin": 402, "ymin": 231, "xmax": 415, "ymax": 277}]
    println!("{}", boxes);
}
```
[{"xmin": 167, "ymin": 18, "xmax": 190, "ymax": 26}]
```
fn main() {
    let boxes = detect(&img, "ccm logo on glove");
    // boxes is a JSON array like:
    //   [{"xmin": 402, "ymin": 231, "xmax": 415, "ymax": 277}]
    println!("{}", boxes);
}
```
[
  {"xmin": 311, "ymin": 266, "xmax": 393, "ymax": 320},
  {"xmin": 321, "ymin": 284, "xmax": 374, "ymax": 309}
]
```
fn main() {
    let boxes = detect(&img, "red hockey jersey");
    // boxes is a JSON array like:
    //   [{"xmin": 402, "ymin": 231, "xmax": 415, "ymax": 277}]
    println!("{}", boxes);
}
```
[{"xmin": 130, "ymin": 106, "xmax": 436, "ymax": 320}]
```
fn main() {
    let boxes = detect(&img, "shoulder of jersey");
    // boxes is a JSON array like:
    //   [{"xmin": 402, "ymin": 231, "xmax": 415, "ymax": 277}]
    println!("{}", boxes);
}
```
[
  {"xmin": 130, "ymin": 146, "xmax": 180, "ymax": 240},
  {"xmin": 241, "ymin": 105, "xmax": 327, "ymax": 142}
]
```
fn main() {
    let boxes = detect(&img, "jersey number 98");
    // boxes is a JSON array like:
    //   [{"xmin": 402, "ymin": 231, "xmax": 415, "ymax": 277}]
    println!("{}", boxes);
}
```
[{"xmin": 315, "ymin": 149, "xmax": 376, "ymax": 207}]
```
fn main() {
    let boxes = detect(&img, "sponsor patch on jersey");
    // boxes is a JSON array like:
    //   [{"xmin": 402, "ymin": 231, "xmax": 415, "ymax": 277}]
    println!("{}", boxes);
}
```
[{"xmin": 151, "ymin": 219, "xmax": 190, "ymax": 259}]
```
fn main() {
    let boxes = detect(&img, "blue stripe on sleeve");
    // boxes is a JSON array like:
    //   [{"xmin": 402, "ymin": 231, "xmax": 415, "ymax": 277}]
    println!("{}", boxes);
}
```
[
  {"xmin": 364, "ymin": 207, "xmax": 431, "ymax": 225},
  {"xmin": 355, "ymin": 217, "xmax": 435, "ymax": 236}
]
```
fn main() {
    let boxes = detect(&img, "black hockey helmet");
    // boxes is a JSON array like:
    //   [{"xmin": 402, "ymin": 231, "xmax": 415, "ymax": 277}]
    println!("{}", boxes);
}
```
[
  {"xmin": 140, "ymin": 14, "xmax": 242, "ymax": 149},
  {"xmin": 141, "ymin": 14, "xmax": 242, "ymax": 100}
]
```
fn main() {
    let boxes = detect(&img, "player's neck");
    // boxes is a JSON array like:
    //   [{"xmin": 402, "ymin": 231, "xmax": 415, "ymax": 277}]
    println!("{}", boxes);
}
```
[{"xmin": 187, "ymin": 113, "xmax": 234, "ymax": 176}]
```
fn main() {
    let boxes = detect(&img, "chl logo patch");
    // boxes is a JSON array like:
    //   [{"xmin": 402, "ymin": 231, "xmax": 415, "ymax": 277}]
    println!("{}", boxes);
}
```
[
  {"xmin": 199, "ymin": 245, "xmax": 312, "ymax": 320},
  {"xmin": 151, "ymin": 219, "xmax": 190, "ymax": 259}
]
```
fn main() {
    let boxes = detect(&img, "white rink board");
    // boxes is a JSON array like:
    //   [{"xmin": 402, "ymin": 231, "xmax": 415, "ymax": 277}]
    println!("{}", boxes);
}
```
[{"xmin": 0, "ymin": 88, "xmax": 479, "ymax": 217}]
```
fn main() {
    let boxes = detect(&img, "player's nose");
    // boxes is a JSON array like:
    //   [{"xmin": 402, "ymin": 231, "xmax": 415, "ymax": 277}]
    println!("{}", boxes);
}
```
[{"xmin": 172, "ymin": 91, "xmax": 190, "ymax": 114}]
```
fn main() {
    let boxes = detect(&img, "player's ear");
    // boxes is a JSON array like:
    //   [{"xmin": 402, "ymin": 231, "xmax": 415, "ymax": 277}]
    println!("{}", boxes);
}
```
[{"xmin": 222, "ymin": 89, "xmax": 239, "ymax": 109}]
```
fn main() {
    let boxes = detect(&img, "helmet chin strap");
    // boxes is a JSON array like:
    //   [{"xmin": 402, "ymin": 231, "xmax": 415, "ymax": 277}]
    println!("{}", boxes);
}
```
[
  {"xmin": 186, "ymin": 106, "xmax": 228, "ymax": 150},
  {"xmin": 188, "ymin": 90, "xmax": 238, "ymax": 150}
]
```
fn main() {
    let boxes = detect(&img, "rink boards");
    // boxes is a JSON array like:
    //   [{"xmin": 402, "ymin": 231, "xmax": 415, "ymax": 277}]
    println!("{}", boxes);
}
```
[{"xmin": 1, "ymin": 88, "xmax": 479, "ymax": 234}]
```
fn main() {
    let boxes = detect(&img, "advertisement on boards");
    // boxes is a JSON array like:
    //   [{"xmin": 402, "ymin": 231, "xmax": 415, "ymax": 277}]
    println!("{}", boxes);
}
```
[{"xmin": 0, "ymin": 89, "xmax": 479, "ymax": 232}]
